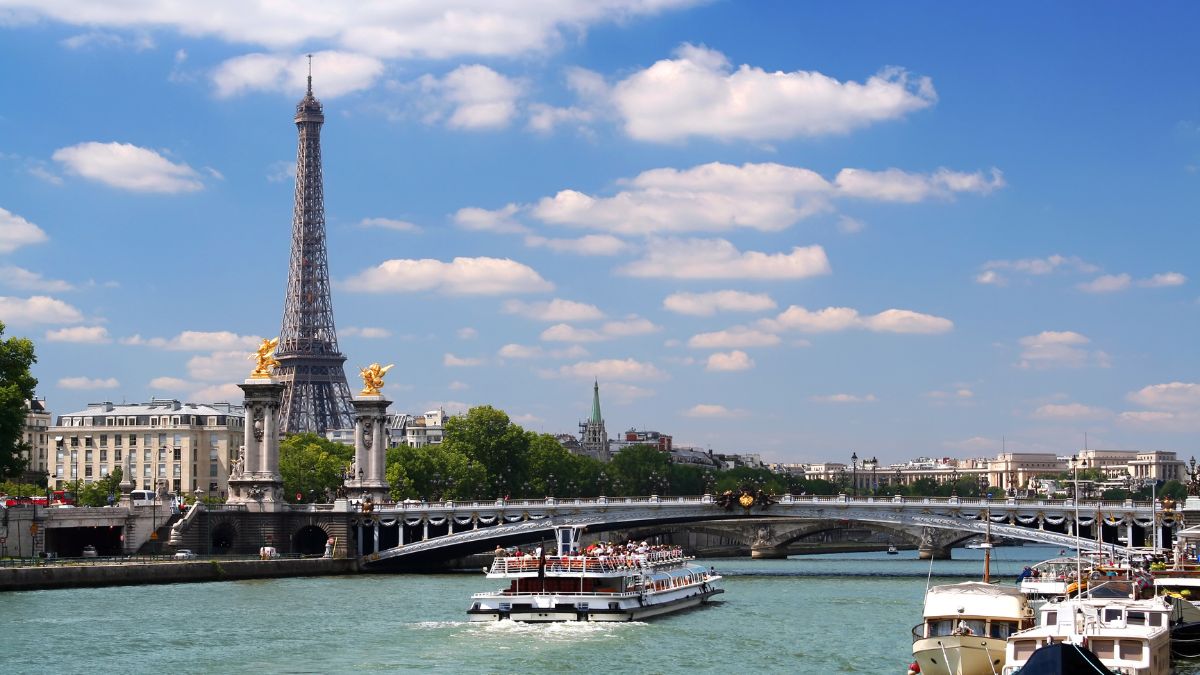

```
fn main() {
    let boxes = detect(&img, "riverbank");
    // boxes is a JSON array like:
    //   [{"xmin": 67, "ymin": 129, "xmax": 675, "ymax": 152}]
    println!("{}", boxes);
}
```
[{"xmin": 0, "ymin": 557, "xmax": 358, "ymax": 592}]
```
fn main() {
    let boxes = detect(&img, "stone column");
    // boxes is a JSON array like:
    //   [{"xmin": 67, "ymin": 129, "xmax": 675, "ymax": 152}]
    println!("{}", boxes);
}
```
[
  {"xmin": 227, "ymin": 378, "xmax": 286, "ymax": 512},
  {"xmin": 349, "ymin": 394, "xmax": 391, "ymax": 504}
]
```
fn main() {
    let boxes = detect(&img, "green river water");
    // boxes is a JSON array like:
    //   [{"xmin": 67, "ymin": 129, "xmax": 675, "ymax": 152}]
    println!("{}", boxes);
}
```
[{"xmin": 2, "ymin": 545, "xmax": 1197, "ymax": 674}]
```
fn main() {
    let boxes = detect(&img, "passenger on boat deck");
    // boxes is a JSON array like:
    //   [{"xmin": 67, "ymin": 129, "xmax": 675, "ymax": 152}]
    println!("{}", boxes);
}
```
[
  {"xmin": 953, "ymin": 621, "xmax": 975, "ymax": 636},
  {"xmin": 494, "ymin": 545, "xmax": 505, "ymax": 556}
]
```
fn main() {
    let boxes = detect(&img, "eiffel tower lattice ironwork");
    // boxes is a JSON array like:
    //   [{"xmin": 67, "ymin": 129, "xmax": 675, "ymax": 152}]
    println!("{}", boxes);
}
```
[{"xmin": 274, "ymin": 65, "xmax": 355, "ymax": 434}]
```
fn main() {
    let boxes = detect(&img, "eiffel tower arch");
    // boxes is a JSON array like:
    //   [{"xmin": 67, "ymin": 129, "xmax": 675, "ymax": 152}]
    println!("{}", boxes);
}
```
[{"xmin": 273, "ymin": 68, "xmax": 355, "ymax": 434}]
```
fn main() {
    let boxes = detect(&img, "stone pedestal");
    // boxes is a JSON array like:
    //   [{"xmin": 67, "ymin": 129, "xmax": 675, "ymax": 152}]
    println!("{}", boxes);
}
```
[
  {"xmin": 345, "ymin": 394, "xmax": 390, "ymax": 504},
  {"xmin": 227, "ymin": 378, "xmax": 287, "ymax": 513}
]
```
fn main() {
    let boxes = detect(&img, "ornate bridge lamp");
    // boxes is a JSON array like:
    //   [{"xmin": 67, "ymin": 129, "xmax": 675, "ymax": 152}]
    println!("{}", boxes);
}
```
[
  {"xmin": 1069, "ymin": 454, "xmax": 1087, "ymax": 577},
  {"xmin": 838, "ymin": 467, "xmax": 848, "ymax": 494},
  {"xmin": 950, "ymin": 467, "xmax": 959, "ymax": 497},
  {"xmin": 1187, "ymin": 457, "xmax": 1200, "ymax": 498},
  {"xmin": 977, "ymin": 474, "xmax": 990, "ymax": 500},
  {"xmin": 869, "ymin": 456, "xmax": 878, "ymax": 495},
  {"xmin": 598, "ymin": 471, "xmax": 609, "ymax": 496},
  {"xmin": 894, "ymin": 467, "xmax": 903, "ymax": 495},
  {"xmin": 547, "ymin": 473, "xmax": 557, "ymax": 498},
  {"xmin": 430, "ymin": 472, "xmax": 442, "ymax": 502},
  {"xmin": 703, "ymin": 470, "xmax": 715, "ymax": 495},
  {"xmin": 850, "ymin": 452, "xmax": 859, "ymax": 497}
]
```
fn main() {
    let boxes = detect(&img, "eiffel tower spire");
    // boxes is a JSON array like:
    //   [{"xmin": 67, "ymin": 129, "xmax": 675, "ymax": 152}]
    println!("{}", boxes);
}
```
[{"xmin": 274, "ymin": 66, "xmax": 355, "ymax": 434}]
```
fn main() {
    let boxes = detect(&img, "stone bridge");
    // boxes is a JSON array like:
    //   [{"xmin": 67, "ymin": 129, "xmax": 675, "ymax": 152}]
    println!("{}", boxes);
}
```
[{"xmin": 356, "ymin": 494, "xmax": 1174, "ymax": 569}]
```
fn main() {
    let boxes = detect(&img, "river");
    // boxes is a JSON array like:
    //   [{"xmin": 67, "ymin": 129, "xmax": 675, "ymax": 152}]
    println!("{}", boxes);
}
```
[{"xmin": 2, "ymin": 545, "xmax": 1197, "ymax": 674}]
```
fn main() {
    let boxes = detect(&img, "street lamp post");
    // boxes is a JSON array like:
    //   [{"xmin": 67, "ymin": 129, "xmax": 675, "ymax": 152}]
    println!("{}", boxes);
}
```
[
  {"xmin": 850, "ymin": 452, "xmax": 859, "ymax": 497},
  {"xmin": 547, "ymin": 473, "xmax": 556, "ymax": 498},
  {"xmin": 870, "ymin": 456, "xmax": 878, "ymax": 495},
  {"xmin": 894, "ymin": 467, "xmax": 903, "ymax": 494},
  {"xmin": 1070, "ymin": 454, "xmax": 1087, "ymax": 582}
]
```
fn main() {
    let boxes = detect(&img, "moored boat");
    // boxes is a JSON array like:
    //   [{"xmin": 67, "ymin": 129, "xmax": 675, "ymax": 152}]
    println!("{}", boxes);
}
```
[
  {"xmin": 467, "ymin": 525, "xmax": 723, "ymax": 622},
  {"xmin": 1002, "ymin": 579, "xmax": 1173, "ymax": 675},
  {"xmin": 911, "ymin": 581, "xmax": 1034, "ymax": 675}
]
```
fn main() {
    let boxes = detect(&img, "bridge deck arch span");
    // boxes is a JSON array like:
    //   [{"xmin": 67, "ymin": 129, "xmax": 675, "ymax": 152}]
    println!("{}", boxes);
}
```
[{"xmin": 356, "ymin": 495, "xmax": 1168, "ymax": 570}]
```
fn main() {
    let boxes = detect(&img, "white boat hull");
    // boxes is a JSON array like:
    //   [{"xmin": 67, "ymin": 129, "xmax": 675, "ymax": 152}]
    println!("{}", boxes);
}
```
[
  {"xmin": 913, "ymin": 636, "xmax": 1006, "ymax": 675},
  {"xmin": 468, "ymin": 587, "xmax": 722, "ymax": 622}
]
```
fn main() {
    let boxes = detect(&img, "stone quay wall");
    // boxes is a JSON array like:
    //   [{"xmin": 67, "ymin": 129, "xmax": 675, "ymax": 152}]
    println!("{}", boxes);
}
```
[{"xmin": 0, "ymin": 557, "xmax": 358, "ymax": 592}]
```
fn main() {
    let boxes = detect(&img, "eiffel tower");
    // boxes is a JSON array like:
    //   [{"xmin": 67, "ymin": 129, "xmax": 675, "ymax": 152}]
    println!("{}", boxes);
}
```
[{"xmin": 274, "ymin": 63, "xmax": 355, "ymax": 434}]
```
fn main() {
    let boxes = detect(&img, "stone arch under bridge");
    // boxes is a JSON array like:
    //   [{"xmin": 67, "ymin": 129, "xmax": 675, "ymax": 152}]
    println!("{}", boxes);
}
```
[{"xmin": 618, "ymin": 519, "xmax": 929, "ymax": 556}]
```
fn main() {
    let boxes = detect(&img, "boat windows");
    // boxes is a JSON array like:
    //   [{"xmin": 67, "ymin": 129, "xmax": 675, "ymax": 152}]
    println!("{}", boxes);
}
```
[
  {"xmin": 1148, "ymin": 612, "xmax": 1163, "ymax": 627},
  {"xmin": 1104, "ymin": 608, "xmax": 1123, "ymax": 624},
  {"xmin": 927, "ymin": 619, "xmax": 955, "ymax": 637},
  {"xmin": 1044, "ymin": 610, "xmax": 1057, "ymax": 625},
  {"xmin": 1118, "ymin": 639, "xmax": 1144, "ymax": 660},
  {"xmin": 988, "ymin": 620, "xmax": 1018, "ymax": 639},
  {"xmin": 1126, "ymin": 611, "xmax": 1147, "ymax": 626},
  {"xmin": 960, "ymin": 619, "xmax": 986, "ymax": 636},
  {"xmin": 1091, "ymin": 639, "xmax": 1116, "ymax": 659},
  {"xmin": 1011, "ymin": 640, "xmax": 1038, "ymax": 660}
]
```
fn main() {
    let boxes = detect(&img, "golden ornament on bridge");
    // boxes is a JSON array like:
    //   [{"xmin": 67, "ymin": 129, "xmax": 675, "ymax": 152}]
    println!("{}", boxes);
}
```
[
  {"xmin": 738, "ymin": 493, "xmax": 756, "ymax": 508},
  {"xmin": 248, "ymin": 337, "xmax": 280, "ymax": 379},
  {"xmin": 359, "ymin": 362, "xmax": 394, "ymax": 395}
]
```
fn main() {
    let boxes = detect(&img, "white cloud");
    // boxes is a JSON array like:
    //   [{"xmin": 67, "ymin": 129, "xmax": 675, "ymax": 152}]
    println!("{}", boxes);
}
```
[
  {"xmin": 185, "ymin": 351, "xmax": 249, "ymax": 382},
  {"xmin": 941, "ymin": 436, "xmax": 1000, "ymax": 453},
  {"xmin": 52, "ymin": 142, "xmax": 204, "ymax": 193},
  {"xmin": 149, "ymin": 376, "xmax": 190, "ymax": 390},
  {"xmin": 444, "ymin": 353, "xmax": 485, "ymax": 367},
  {"xmin": 687, "ymin": 327, "xmax": 781, "ymax": 349},
  {"xmin": 448, "ymin": 381, "xmax": 470, "ymax": 391},
  {"xmin": 61, "ymin": 30, "xmax": 153, "ymax": 51},
  {"xmin": 540, "ymin": 317, "xmax": 660, "ymax": 342},
  {"xmin": 0, "ymin": 295, "xmax": 84, "ymax": 325},
  {"xmin": 457, "ymin": 327, "xmax": 478, "ymax": 340},
  {"xmin": 682, "ymin": 403, "xmax": 747, "ymax": 418},
  {"xmin": 341, "ymin": 326, "xmax": 392, "ymax": 339},
  {"xmin": 1078, "ymin": 271, "xmax": 1188, "ymax": 293},
  {"xmin": 45, "ymin": 326, "xmax": 110, "ymax": 343},
  {"xmin": 761, "ymin": 305, "xmax": 953, "ymax": 334},
  {"xmin": 58, "ymin": 376, "xmax": 119, "ymax": 390},
  {"xmin": 212, "ymin": 50, "xmax": 383, "ymax": 98},
  {"xmin": 619, "ymin": 238, "xmax": 830, "ymax": 280},
  {"xmin": 610, "ymin": 43, "xmax": 936, "ymax": 142},
  {"xmin": 834, "ymin": 167, "xmax": 1004, "ymax": 202},
  {"xmin": 705, "ymin": 350, "xmax": 754, "ymax": 372},
  {"xmin": 524, "ymin": 234, "xmax": 629, "ymax": 256},
  {"xmin": 0, "ymin": 266, "xmax": 73, "ymax": 292},
  {"xmin": 1077, "ymin": 273, "xmax": 1131, "ymax": 293},
  {"xmin": 189, "ymin": 383, "xmax": 245, "ymax": 403},
  {"xmin": 1126, "ymin": 382, "xmax": 1200, "ymax": 411},
  {"xmin": 809, "ymin": 393, "xmax": 877, "ymax": 404},
  {"xmin": 927, "ymin": 388, "xmax": 975, "ymax": 400},
  {"xmin": 120, "ymin": 330, "xmax": 261, "ymax": 351},
  {"xmin": 497, "ymin": 343, "xmax": 588, "ymax": 360},
  {"xmin": 837, "ymin": 215, "xmax": 865, "ymax": 234},
  {"xmin": 1031, "ymin": 403, "xmax": 1112, "ymax": 421},
  {"xmin": 3, "ymin": 1, "xmax": 704, "ymax": 61},
  {"xmin": 341, "ymin": 256, "xmax": 553, "ymax": 295},
  {"xmin": 1139, "ymin": 272, "xmax": 1186, "ymax": 288},
  {"xmin": 359, "ymin": 217, "xmax": 421, "ymax": 233},
  {"xmin": 1017, "ymin": 331, "xmax": 1109, "ymax": 370},
  {"xmin": 266, "ymin": 160, "xmax": 296, "ymax": 183},
  {"xmin": 546, "ymin": 358, "xmax": 666, "ymax": 381},
  {"xmin": 523, "ymin": 161, "xmax": 998, "ymax": 237},
  {"xmin": 503, "ymin": 298, "xmax": 605, "ymax": 322},
  {"xmin": 0, "ymin": 208, "xmax": 49, "ymax": 253},
  {"xmin": 975, "ymin": 254, "xmax": 1098, "ymax": 286},
  {"xmin": 527, "ymin": 103, "xmax": 594, "ymax": 134},
  {"xmin": 454, "ymin": 204, "xmax": 527, "ymax": 233},
  {"xmin": 419, "ymin": 64, "xmax": 523, "ymax": 130},
  {"xmin": 663, "ymin": 290, "xmax": 776, "ymax": 316}
]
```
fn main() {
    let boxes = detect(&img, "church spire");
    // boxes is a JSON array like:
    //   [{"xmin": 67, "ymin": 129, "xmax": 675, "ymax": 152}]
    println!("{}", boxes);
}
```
[{"xmin": 591, "ymin": 379, "xmax": 603, "ymax": 424}]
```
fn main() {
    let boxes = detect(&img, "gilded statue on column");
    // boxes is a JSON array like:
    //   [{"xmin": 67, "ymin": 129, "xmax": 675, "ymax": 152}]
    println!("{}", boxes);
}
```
[
  {"xmin": 359, "ymin": 362, "xmax": 393, "ymax": 395},
  {"xmin": 248, "ymin": 337, "xmax": 280, "ymax": 379}
]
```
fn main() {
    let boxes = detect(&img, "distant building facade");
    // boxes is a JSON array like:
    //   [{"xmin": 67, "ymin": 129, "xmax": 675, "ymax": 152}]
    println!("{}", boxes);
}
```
[
  {"xmin": 49, "ymin": 399, "xmax": 244, "ymax": 496},
  {"xmin": 22, "ymin": 398, "xmax": 51, "ymax": 478},
  {"xmin": 386, "ymin": 409, "xmax": 448, "ymax": 448}
]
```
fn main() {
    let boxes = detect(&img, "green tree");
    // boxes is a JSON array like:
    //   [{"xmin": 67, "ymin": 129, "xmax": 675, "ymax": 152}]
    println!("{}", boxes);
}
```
[
  {"xmin": 279, "ymin": 433, "xmax": 354, "ymax": 502},
  {"xmin": 441, "ymin": 406, "xmax": 529, "ymax": 495},
  {"xmin": 386, "ymin": 444, "xmax": 484, "ymax": 501},
  {"xmin": 76, "ymin": 467, "xmax": 123, "ymax": 506},
  {"xmin": 0, "ymin": 321, "xmax": 37, "ymax": 479},
  {"xmin": 1160, "ymin": 479, "xmax": 1188, "ymax": 501},
  {"xmin": 609, "ymin": 445, "xmax": 670, "ymax": 495}
]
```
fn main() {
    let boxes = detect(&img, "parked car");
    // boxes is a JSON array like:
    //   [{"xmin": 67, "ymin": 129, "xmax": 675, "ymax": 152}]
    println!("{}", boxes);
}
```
[
  {"xmin": 174, "ymin": 549, "xmax": 197, "ymax": 560},
  {"xmin": 81, "ymin": 545, "xmax": 98, "ymax": 558}
]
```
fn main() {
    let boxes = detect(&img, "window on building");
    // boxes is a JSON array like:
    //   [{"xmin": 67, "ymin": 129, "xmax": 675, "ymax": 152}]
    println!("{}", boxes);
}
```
[
  {"xmin": 114, "ymin": 434, "xmax": 122, "ymax": 447},
  {"xmin": 210, "ymin": 463, "xmax": 219, "ymax": 477},
  {"xmin": 99, "ymin": 434, "xmax": 107, "ymax": 447},
  {"xmin": 100, "ymin": 466, "xmax": 108, "ymax": 477},
  {"xmin": 173, "ymin": 465, "xmax": 181, "ymax": 478},
  {"xmin": 144, "ymin": 449, "xmax": 151, "ymax": 462},
  {"xmin": 100, "ymin": 449, "xmax": 107, "ymax": 462},
  {"xmin": 143, "ymin": 465, "xmax": 150, "ymax": 478},
  {"xmin": 55, "ymin": 467, "xmax": 63, "ymax": 478},
  {"xmin": 85, "ymin": 449, "xmax": 93, "ymax": 462},
  {"xmin": 173, "ymin": 433, "xmax": 182, "ymax": 447},
  {"xmin": 173, "ymin": 448, "xmax": 181, "ymax": 461},
  {"xmin": 114, "ymin": 449, "xmax": 122, "ymax": 462},
  {"xmin": 71, "ymin": 467, "xmax": 78, "ymax": 478},
  {"xmin": 158, "ymin": 448, "xmax": 166, "ymax": 462},
  {"xmin": 129, "ymin": 434, "xmax": 137, "ymax": 446},
  {"xmin": 158, "ymin": 464, "xmax": 166, "ymax": 478},
  {"xmin": 70, "ymin": 436, "xmax": 78, "ymax": 447},
  {"xmin": 150, "ymin": 417, "xmax": 158, "ymax": 427}
]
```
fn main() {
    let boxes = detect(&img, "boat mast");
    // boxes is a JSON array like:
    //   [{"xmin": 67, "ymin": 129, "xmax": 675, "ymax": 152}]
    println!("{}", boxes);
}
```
[{"xmin": 983, "ymin": 503, "xmax": 992, "ymax": 583}]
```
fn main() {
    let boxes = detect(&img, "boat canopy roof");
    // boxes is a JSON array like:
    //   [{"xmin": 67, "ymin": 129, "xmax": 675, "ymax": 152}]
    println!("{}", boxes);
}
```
[{"xmin": 923, "ymin": 581, "xmax": 1029, "ymax": 620}]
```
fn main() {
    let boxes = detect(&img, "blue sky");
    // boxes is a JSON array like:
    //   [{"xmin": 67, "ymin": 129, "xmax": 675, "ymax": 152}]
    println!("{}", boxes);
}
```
[{"xmin": 1, "ymin": 2, "xmax": 1198, "ymax": 464}]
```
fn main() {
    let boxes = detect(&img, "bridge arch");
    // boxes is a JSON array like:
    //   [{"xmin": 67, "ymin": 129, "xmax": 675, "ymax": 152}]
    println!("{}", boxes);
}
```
[
  {"xmin": 210, "ymin": 521, "xmax": 238, "ymax": 554},
  {"xmin": 293, "ymin": 525, "xmax": 330, "ymax": 556}
]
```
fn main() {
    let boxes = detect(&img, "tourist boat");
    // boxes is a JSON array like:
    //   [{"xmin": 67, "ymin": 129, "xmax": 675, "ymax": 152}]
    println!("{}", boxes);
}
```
[
  {"xmin": 888, "ymin": 543, "xmax": 899, "ymax": 555},
  {"xmin": 467, "ymin": 525, "xmax": 723, "ymax": 622},
  {"xmin": 1002, "ymin": 579, "xmax": 1173, "ymax": 675}
]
